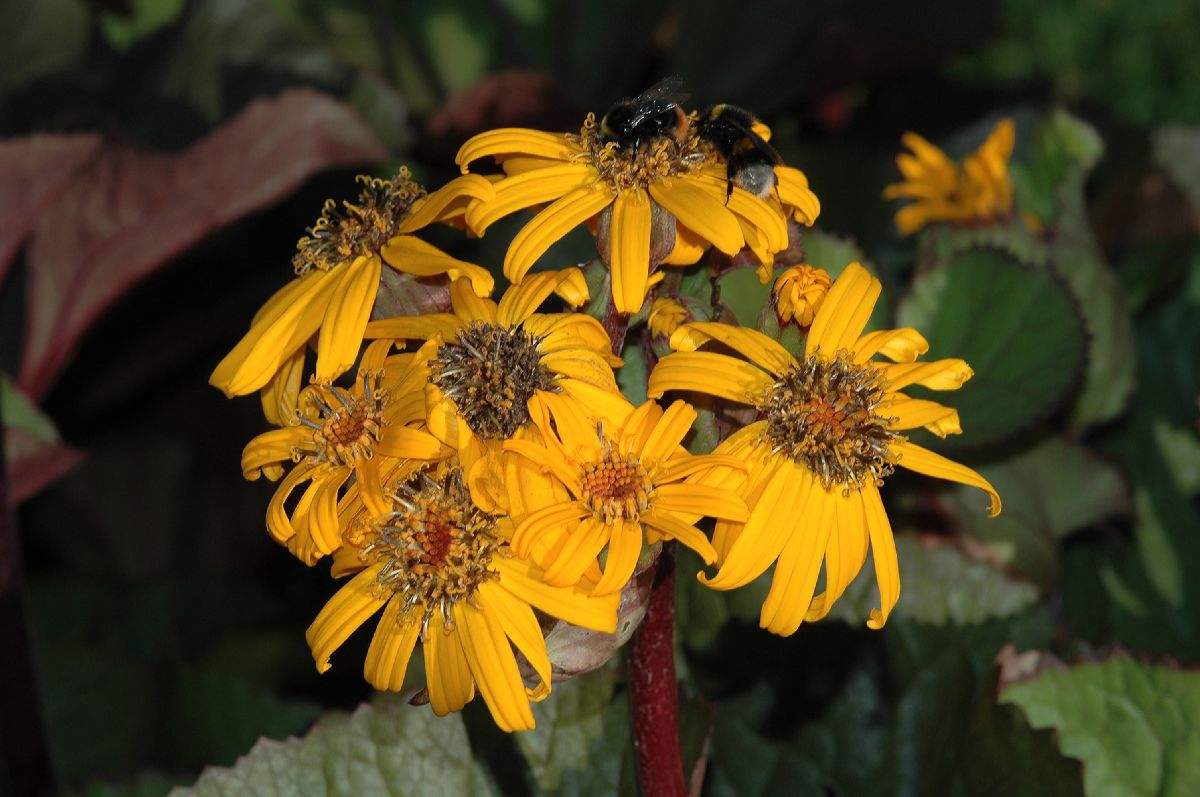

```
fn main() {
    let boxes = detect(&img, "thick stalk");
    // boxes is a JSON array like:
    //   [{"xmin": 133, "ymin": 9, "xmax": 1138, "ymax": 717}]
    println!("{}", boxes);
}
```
[{"xmin": 628, "ymin": 544, "xmax": 686, "ymax": 797}]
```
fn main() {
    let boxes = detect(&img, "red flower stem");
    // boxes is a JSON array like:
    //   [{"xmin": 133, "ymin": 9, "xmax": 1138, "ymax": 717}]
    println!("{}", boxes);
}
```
[
  {"xmin": 629, "ymin": 543, "xmax": 687, "ymax": 797},
  {"xmin": 603, "ymin": 303, "xmax": 630, "ymax": 356}
]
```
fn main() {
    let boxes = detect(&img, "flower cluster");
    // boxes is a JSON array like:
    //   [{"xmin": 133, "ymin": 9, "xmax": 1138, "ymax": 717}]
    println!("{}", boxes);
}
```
[{"xmin": 213, "ymin": 87, "xmax": 1000, "ymax": 732}]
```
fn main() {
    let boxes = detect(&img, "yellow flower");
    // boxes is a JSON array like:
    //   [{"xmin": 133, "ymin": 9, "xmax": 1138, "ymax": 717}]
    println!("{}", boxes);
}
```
[
  {"xmin": 773, "ymin": 264, "xmax": 832, "ymax": 327},
  {"xmin": 882, "ymin": 118, "xmax": 1015, "ymax": 235},
  {"xmin": 210, "ymin": 169, "xmax": 496, "ymax": 399},
  {"xmin": 647, "ymin": 263, "xmax": 1001, "ymax": 634},
  {"xmin": 648, "ymin": 297, "xmax": 690, "ymax": 338},
  {"xmin": 240, "ymin": 348, "xmax": 448, "ymax": 564},
  {"xmin": 504, "ymin": 399, "xmax": 747, "ymax": 594},
  {"xmin": 364, "ymin": 270, "xmax": 630, "ymax": 464},
  {"xmin": 306, "ymin": 460, "xmax": 619, "ymax": 732},
  {"xmin": 455, "ymin": 115, "xmax": 791, "ymax": 314}
]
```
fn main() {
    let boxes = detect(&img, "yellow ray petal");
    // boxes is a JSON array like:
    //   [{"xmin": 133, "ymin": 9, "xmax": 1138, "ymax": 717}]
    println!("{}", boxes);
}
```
[
  {"xmin": 806, "ymin": 262, "xmax": 881, "ymax": 358},
  {"xmin": 702, "ymin": 460, "xmax": 813, "ymax": 590},
  {"xmin": 759, "ymin": 485, "xmax": 836, "ymax": 635},
  {"xmin": 648, "ymin": 178, "xmax": 743, "ymax": 255},
  {"xmin": 654, "ymin": 453, "xmax": 747, "ymax": 485},
  {"xmin": 882, "ymin": 396, "xmax": 962, "ymax": 437},
  {"xmin": 363, "ymin": 600, "xmax": 421, "ymax": 691},
  {"xmin": 424, "ymin": 612, "xmax": 475, "ymax": 715},
  {"xmin": 647, "ymin": 352, "xmax": 771, "ymax": 404},
  {"xmin": 382, "ymin": 236, "xmax": 494, "ymax": 297},
  {"xmin": 241, "ymin": 426, "xmax": 310, "ymax": 479},
  {"xmin": 454, "ymin": 602, "xmax": 535, "ymax": 732},
  {"xmin": 397, "ymin": 174, "xmax": 496, "ymax": 234},
  {"xmin": 210, "ymin": 269, "xmax": 337, "ymax": 397},
  {"xmin": 727, "ymin": 186, "xmax": 788, "ymax": 252},
  {"xmin": 478, "ymin": 582, "xmax": 551, "ymax": 701},
  {"xmin": 652, "ymin": 483, "xmax": 749, "ymax": 522},
  {"xmin": 537, "ymin": 390, "xmax": 604, "ymax": 456},
  {"xmin": 265, "ymin": 463, "xmax": 319, "ymax": 542},
  {"xmin": 641, "ymin": 509, "xmax": 717, "ymax": 564},
  {"xmin": 494, "ymin": 555, "xmax": 618, "ymax": 633},
  {"xmin": 305, "ymin": 563, "xmax": 388, "ymax": 673},
  {"xmin": 556, "ymin": 380, "xmax": 635, "ymax": 427},
  {"xmin": 457, "ymin": 128, "xmax": 578, "ymax": 171},
  {"xmin": 616, "ymin": 399, "xmax": 663, "ymax": 455},
  {"xmin": 637, "ymin": 399, "xmax": 694, "ymax": 464},
  {"xmin": 365, "ymin": 313, "xmax": 462, "ymax": 342},
  {"xmin": 883, "ymin": 359, "xmax": 974, "ymax": 391},
  {"xmin": 503, "ymin": 440, "xmax": 581, "ymax": 494},
  {"xmin": 504, "ymin": 186, "xmax": 614, "ymax": 284},
  {"xmin": 806, "ymin": 487, "xmax": 871, "ymax": 622},
  {"xmin": 261, "ymin": 347, "xmax": 305, "ymax": 426},
  {"xmin": 609, "ymin": 187, "xmax": 653, "ymax": 314},
  {"xmin": 308, "ymin": 467, "xmax": 351, "ymax": 555},
  {"xmin": 669, "ymin": 322, "xmax": 797, "ymax": 376},
  {"xmin": 377, "ymin": 426, "xmax": 446, "ymax": 459},
  {"xmin": 852, "ymin": 327, "xmax": 929, "ymax": 364},
  {"xmin": 315, "ymin": 255, "xmax": 381, "ymax": 382},
  {"xmin": 892, "ymin": 439, "xmax": 1001, "ymax": 516},
  {"xmin": 540, "ymin": 350, "xmax": 620, "ymax": 392},
  {"xmin": 354, "ymin": 455, "xmax": 391, "ymax": 518},
  {"xmin": 497, "ymin": 268, "xmax": 585, "ymax": 327},
  {"xmin": 466, "ymin": 163, "xmax": 597, "ymax": 235},
  {"xmin": 661, "ymin": 222, "xmax": 710, "ymax": 266},
  {"xmin": 861, "ymin": 482, "xmax": 900, "ymax": 629},
  {"xmin": 592, "ymin": 520, "xmax": 643, "ymax": 595},
  {"xmin": 512, "ymin": 503, "xmax": 590, "ymax": 559},
  {"xmin": 450, "ymin": 276, "xmax": 498, "ymax": 323},
  {"xmin": 542, "ymin": 517, "xmax": 610, "ymax": 588},
  {"xmin": 775, "ymin": 166, "xmax": 820, "ymax": 224}
]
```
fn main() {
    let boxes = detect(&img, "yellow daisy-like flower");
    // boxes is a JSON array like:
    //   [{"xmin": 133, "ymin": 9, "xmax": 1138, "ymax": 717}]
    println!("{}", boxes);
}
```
[
  {"xmin": 240, "ymin": 349, "xmax": 447, "ymax": 564},
  {"xmin": 882, "ymin": 118, "xmax": 1015, "ymax": 235},
  {"xmin": 648, "ymin": 297, "xmax": 690, "ymax": 338},
  {"xmin": 504, "ymin": 398, "xmax": 748, "ymax": 595},
  {"xmin": 364, "ymin": 270, "xmax": 630, "ymax": 464},
  {"xmin": 647, "ymin": 263, "xmax": 1001, "ymax": 634},
  {"xmin": 773, "ymin": 264, "xmax": 832, "ymax": 327},
  {"xmin": 455, "ymin": 115, "xmax": 791, "ymax": 314},
  {"xmin": 210, "ymin": 169, "xmax": 496, "ymax": 399},
  {"xmin": 307, "ymin": 460, "xmax": 619, "ymax": 732}
]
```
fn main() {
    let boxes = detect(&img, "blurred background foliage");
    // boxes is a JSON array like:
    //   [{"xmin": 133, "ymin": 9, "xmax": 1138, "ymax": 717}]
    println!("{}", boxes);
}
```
[{"xmin": 2, "ymin": 0, "xmax": 1199, "ymax": 795}]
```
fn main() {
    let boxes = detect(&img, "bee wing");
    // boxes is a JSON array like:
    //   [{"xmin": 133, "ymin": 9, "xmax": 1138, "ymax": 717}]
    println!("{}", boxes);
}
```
[
  {"xmin": 638, "ymin": 75, "xmax": 689, "ymax": 105},
  {"xmin": 719, "ymin": 110, "xmax": 783, "ymax": 164}
]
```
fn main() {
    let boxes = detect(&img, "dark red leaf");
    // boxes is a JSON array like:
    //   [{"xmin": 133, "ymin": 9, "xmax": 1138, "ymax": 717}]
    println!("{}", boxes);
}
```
[
  {"xmin": 17, "ymin": 88, "xmax": 388, "ymax": 399},
  {"xmin": 0, "ymin": 134, "xmax": 102, "ymax": 286},
  {"xmin": 4, "ymin": 429, "xmax": 85, "ymax": 504}
]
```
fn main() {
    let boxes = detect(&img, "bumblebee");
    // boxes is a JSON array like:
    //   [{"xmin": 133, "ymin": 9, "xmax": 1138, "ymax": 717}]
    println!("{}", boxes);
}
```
[
  {"xmin": 696, "ymin": 104, "xmax": 782, "ymax": 199},
  {"xmin": 599, "ymin": 77, "xmax": 690, "ymax": 152}
]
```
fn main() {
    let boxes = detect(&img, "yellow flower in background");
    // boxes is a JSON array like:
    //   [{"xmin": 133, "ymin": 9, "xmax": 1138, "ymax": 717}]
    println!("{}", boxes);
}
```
[
  {"xmin": 648, "ymin": 263, "xmax": 1001, "ymax": 634},
  {"xmin": 210, "ymin": 169, "xmax": 495, "ymax": 399},
  {"xmin": 307, "ymin": 460, "xmax": 619, "ymax": 732},
  {"xmin": 364, "ymin": 270, "xmax": 629, "ymax": 463},
  {"xmin": 773, "ymin": 264, "xmax": 832, "ymax": 327},
  {"xmin": 648, "ymin": 297, "xmax": 690, "ymax": 338},
  {"xmin": 882, "ymin": 118, "xmax": 1015, "ymax": 235},
  {"xmin": 504, "ymin": 399, "xmax": 747, "ymax": 594},
  {"xmin": 240, "ymin": 349, "xmax": 447, "ymax": 564},
  {"xmin": 455, "ymin": 115, "xmax": 790, "ymax": 313}
]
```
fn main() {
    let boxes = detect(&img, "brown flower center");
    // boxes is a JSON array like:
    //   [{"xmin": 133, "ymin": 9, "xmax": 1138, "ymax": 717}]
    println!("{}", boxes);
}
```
[
  {"xmin": 429, "ymin": 321, "xmax": 556, "ymax": 440},
  {"xmin": 293, "ymin": 169, "xmax": 425, "ymax": 275},
  {"xmin": 572, "ymin": 113, "xmax": 706, "ymax": 193},
  {"xmin": 301, "ymin": 376, "xmax": 385, "ymax": 468},
  {"xmin": 580, "ymin": 449, "xmax": 653, "ymax": 523},
  {"xmin": 758, "ymin": 352, "xmax": 898, "ymax": 492},
  {"xmin": 360, "ymin": 466, "xmax": 499, "ymax": 629}
]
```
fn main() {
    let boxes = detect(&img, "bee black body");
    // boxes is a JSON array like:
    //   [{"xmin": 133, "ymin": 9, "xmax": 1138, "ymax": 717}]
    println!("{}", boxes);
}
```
[
  {"xmin": 696, "ymin": 104, "xmax": 782, "ymax": 199},
  {"xmin": 599, "ymin": 77, "xmax": 690, "ymax": 152}
]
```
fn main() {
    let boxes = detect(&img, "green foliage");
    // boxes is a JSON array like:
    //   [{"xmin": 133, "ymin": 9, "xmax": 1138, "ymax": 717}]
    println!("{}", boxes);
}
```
[
  {"xmin": 1002, "ymin": 653, "xmax": 1200, "ymax": 797},
  {"xmin": 898, "ymin": 247, "xmax": 1089, "ymax": 450},
  {"xmin": 0, "ymin": 0, "xmax": 89, "ymax": 93},
  {"xmin": 956, "ymin": 0, "xmax": 1200, "ymax": 125},
  {"xmin": 171, "ymin": 703, "xmax": 492, "ymax": 797}
]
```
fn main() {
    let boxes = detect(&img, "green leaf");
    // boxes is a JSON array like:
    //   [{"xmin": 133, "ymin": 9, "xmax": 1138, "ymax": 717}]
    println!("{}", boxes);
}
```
[
  {"xmin": 0, "ymin": 0, "xmax": 89, "ymax": 93},
  {"xmin": 828, "ymin": 535, "xmax": 1039, "ymax": 627},
  {"xmin": 519, "ymin": 668, "xmax": 620, "ymax": 793},
  {"xmin": 99, "ymin": 0, "xmax": 187, "ymax": 51},
  {"xmin": 171, "ymin": 702, "xmax": 491, "ymax": 797},
  {"xmin": 1, "ymin": 373, "xmax": 58, "ymax": 442},
  {"xmin": 1001, "ymin": 652, "xmax": 1200, "ymax": 797},
  {"xmin": 948, "ymin": 437, "xmax": 1132, "ymax": 590},
  {"xmin": 799, "ymin": 228, "xmax": 867, "ymax": 277},
  {"xmin": 616, "ymin": 335, "xmax": 648, "ymax": 406},
  {"xmin": 715, "ymin": 266, "xmax": 770, "ymax": 328},
  {"xmin": 897, "ymin": 247, "xmax": 1088, "ymax": 450}
]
